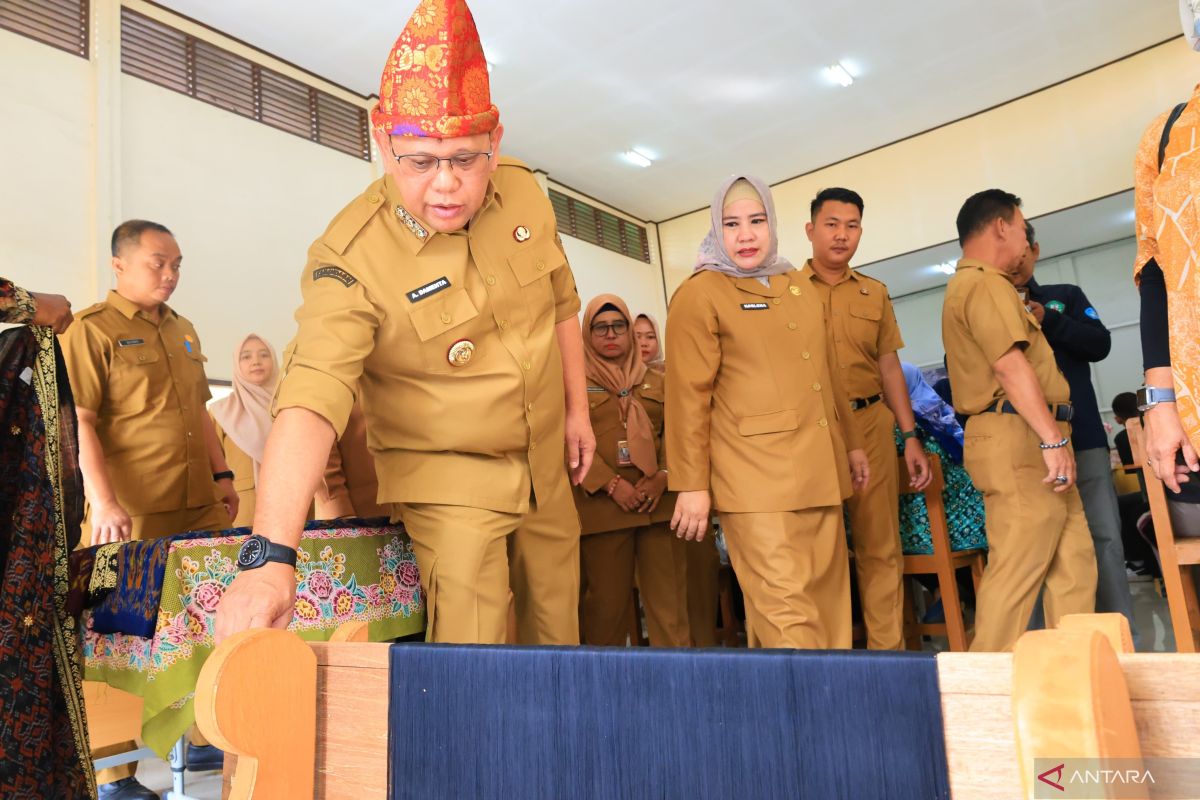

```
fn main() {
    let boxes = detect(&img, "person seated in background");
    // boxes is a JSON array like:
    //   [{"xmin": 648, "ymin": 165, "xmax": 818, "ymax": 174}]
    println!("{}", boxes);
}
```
[
  {"xmin": 209, "ymin": 334, "xmax": 279, "ymax": 527},
  {"xmin": 897, "ymin": 362, "xmax": 987, "ymax": 624},
  {"xmin": 666, "ymin": 174, "xmax": 868, "ymax": 650},
  {"xmin": 633, "ymin": 308, "xmax": 718, "ymax": 646},
  {"xmin": 633, "ymin": 313, "xmax": 665, "ymax": 375},
  {"xmin": 60, "ymin": 220, "xmax": 232, "ymax": 797},
  {"xmin": 574, "ymin": 295, "xmax": 687, "ymax": 647},
  {"xmin": 1111, "ymin": 391, "xmax": 1159, "ymax": 578}
]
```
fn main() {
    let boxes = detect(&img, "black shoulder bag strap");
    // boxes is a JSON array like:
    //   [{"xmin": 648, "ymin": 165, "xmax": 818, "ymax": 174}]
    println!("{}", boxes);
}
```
[{"xmin": 1159, "ymin": 102, "xmax": 1188, "ymax": 172}]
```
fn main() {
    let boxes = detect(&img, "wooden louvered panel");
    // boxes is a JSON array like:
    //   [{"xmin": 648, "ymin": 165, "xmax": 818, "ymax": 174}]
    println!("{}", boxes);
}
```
[
  {"xmin": 193, "ymin": 39, "xmax": 254, "ymax": 118},
  {"xmin": 0, "ymin": 0, "xmax": 89, "ymax": 58},
  {"xmin": 120, "ymin": 9, "xmax": 188, "ymax": 93},
  {"xmin": 259, "ymin": 68, "xmax": 312, "ymax": 134},
  {"xmin": 547, "ymin": 189, "xmax": 650, "ymax": 263},
  {"xmin": 316, "ymin": 93, "xmax": 368, "ymax": 159},
  {"xmin": 119, "ymin": 7, "xmax": 371, "ymax": 161}
]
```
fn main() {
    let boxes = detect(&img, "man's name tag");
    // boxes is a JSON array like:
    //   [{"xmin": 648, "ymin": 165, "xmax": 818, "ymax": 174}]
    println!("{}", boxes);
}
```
[
  {"xmin": 118, "ymin": 338, "xmax": 144, "ymax": 347},
  {"xmin": 741, "ymin": 302, "xmax": 769, "ymax": 311},
  {"xmin": 407, "ymin": 277, "xmax": 450, "ymax": 303}
]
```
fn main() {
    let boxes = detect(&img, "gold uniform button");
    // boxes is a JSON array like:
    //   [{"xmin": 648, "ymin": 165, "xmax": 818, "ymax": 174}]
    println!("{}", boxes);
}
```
[
  {"xmin": 772, "ymin": 298, "xmax": 781, "ymax": 305},
  {"xmin": 527, "ymin": 403, "xmax": 534, "ymax": 412},
  {"xmin": 529, "ymin": 441, "xmax": 538, "ymax": 451},
  {"xmin": 522, "ymin": 360, "xmax": 532, "ymax": 371},
  {"xmin": 440, "ymin": 312, "xmax": 452, "ymax": 324},
  {"xmin": 818, "ymin": 419, "xmax": 828, "ymax": 428},
  {"xmin": 788, "ymin": 322, "xmax": 797, "ymax": 330},
  {"xmin": 802, "ymin": 351, "xmax": 810, "ymax": 360},
  {"xmin": 536, "ymin": 261, "xmax": 546, "ymax": 272},
  {"xmin": 486, "ymin": 275, "xmax": 497, "ymax": 286},
  {"xmin": 367, "ymin": 193, "xmax": 381, "ymax": 204},
  {"xmin": 499, "ymin": 320, "xmax": 510, "ymax": 330},
  {"xmin": 137, "ymin": 355, "xmax": 146, "ymax": 362},
  {"xmin": 812, "ymin": 382, "xmax": 822, "ymax": 391},
  {"xmin": 789, "ymin": 286, "xmax": 801, "ymax": 296}
]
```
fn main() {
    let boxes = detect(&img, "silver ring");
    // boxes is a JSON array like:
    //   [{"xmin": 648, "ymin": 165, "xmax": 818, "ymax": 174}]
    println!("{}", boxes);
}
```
[{"xmin": 1056, "ymin": 475, "xmax": 1069, "ymax": 484}]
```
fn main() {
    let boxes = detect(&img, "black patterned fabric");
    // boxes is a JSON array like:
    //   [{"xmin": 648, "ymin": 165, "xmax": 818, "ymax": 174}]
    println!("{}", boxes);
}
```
[{"xmin": 0, "ymin": 326, "xmax": 95, "ymax": 799}]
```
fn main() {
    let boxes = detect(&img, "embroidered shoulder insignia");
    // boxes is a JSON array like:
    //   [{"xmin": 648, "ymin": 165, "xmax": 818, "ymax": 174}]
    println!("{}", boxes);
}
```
[
  {"xmin": 395, "ymin": 205, "xmax": 429, "ymax": 241},
  {"xmin": 313, "ymin": 266, "xmax": 358, "ymax": 287}
]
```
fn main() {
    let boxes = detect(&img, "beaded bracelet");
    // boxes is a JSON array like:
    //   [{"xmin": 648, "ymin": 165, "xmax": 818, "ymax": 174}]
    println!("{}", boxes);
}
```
[
  {"xmin": 1038, "ymin": 437, "xmax": 1070, "ymax": 450},
  {"xmin": 605, "ymin": 477, "xmax": 621, "ymax": 496}
]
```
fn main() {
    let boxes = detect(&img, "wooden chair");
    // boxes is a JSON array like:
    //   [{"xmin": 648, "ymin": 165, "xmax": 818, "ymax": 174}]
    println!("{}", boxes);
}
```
[
  {"xmin": 1127, "ymin": 419, "xmax": 1200, "ymax": 651},
  {"xmin": 899, "ymin": 453, "xmax": 986, "ymax": 651},
  {"xmin": 197, "ymin": 614, "xmax": 1200, "ymax": 800}
]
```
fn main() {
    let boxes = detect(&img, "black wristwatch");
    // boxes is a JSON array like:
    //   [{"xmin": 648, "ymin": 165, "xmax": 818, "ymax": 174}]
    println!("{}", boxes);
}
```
[
  {"xmin": 236, "ymin": 534, "xmax": 297, "ymax": 570},
  {"xmin": 213, "ymin": 470, "xmax": 235, "ymax": 482}
]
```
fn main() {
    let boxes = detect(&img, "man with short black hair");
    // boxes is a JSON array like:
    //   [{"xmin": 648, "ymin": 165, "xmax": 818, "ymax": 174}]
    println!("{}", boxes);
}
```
[
  {"xmin": 1008, "ymin": 222, "xmax": 1137, "ymax": 640},
  {"xmin": 800, "ymin": 187, "xmax": 931, "ymax": 650},
  {"xmin": 941, "ymin": 189, "xmax": 1096, "ymax": 652},
  {"xmin": 61, "ymin": 220, "xmax": 234, "ymax": 798}
]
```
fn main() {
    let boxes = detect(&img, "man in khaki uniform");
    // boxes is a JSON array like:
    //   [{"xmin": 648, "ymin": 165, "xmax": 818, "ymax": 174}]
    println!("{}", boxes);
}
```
[
  {"xmin": 216, "ymin": 0, "xmax": 593, "ymax": 647},
  {"xmin": 61, "ymin": 220, "xmax": 234, "ymax": 798},
  {"xmin": 800, "ymin": 188, "xmax": 931, "ymax": 651},
  {"xmin": 667, "ymin": 174, "xmax": 868, "ymax": 649},
  {"xmin": 942, "ymin": 189, "xmax": 1096, "ymax": 652}
]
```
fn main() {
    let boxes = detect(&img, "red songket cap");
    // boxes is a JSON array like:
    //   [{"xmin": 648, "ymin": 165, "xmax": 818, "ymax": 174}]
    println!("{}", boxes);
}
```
[{"xmin": 371, "ymin": 0, "xmax": 500, "ymax": 139}]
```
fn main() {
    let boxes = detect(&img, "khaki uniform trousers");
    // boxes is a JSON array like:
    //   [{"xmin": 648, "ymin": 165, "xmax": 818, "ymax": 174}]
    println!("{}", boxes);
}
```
[
  {"xmin": 845, "ymin": 401, "xmax": 904, "ymax": 650},
  {"xmin": 91, "ymin": 502, "xmax": 227, "ymax": 784},
  {"xmin": 686, "ymin": 537, "xmax": 721, "ymax": 647},
  {"xmin": 580, "ymin": 522, "xmax": 689, "ymax": 647},
  {"xmin": 397, "ymin": 472, "xmax": 581, "ymax": 645},
  {"xmin": 719, "ymin": 506, "xmax": 851, "ymax": 649},
  {"xmin": 508, "ymin": 472, "xmax": 582, "ymax": 645},
  {"xmin": 964, "ymin": 413, "xmax": 1097, "ymax": 652}
]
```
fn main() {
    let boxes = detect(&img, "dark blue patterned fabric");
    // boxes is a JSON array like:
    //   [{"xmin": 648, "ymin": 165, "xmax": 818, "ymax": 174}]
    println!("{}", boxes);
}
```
[{"xmin": 387, "ymin": 645, "xmax": 950, "ymax": 800}]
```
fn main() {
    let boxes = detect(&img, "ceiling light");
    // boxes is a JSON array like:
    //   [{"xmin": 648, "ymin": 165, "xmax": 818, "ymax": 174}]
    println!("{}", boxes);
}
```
[
  {"xmin": 932, "ymin": 261, "xmax": 957, "ymax": 276},
  {"xmin": 622, "ymin": 149, "xmax": 654, "ymax": 168},
  {"xmin": 824, "ymin": 62, "xmax": 854, "ymax": 88}
]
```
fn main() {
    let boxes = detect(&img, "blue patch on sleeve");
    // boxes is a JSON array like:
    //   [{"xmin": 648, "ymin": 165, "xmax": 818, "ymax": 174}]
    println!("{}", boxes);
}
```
[{"xmin": 1084, "ymin": 307, "xmax": 1100, "ymax": 320}]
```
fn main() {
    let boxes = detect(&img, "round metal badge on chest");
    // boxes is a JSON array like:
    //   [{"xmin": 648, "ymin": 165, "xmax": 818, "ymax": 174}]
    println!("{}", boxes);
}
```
[
  {"xmin": 513, "ymin": 226, "xmax": 531, "ymax": 243},
  {"xmin": 447, "ymin": 339, "xmax": 476, "ymax": 367}
]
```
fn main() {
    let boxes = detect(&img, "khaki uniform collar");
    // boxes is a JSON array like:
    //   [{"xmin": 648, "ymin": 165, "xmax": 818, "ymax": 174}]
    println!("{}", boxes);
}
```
[
  {"xmin": 733, "ymin": 273, "xmax": 789, "ymax": 298},
  {"xmin": 956, "ymin": 257, "xmax": 1006, "ymax": 275},
  {"xmin": 107, "ymin": 290, "xmax": 174, "ymax": 324},
  {"xmin": 384, "ymin": 174, "xmax": 503, "ymax": 257},
  {"xmin": 800, "ymin": 258, "xmax": 857, "ymax": 287}
]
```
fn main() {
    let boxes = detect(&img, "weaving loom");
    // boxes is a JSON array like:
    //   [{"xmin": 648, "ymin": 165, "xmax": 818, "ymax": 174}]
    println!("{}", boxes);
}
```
[{"xmin": 194, "ymin": 613, "xmax": 1198, "ymax": 799}]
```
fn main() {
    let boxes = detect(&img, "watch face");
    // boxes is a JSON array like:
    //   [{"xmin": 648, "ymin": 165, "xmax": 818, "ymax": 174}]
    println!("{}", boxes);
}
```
[{"xmin": 238, "ymin": 536, "xmax": 265, "ymax": 569}]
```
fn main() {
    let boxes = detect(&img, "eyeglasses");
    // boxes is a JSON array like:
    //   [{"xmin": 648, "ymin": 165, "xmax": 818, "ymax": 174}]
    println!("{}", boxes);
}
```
[
  {"xmin": 590, "ymin": 321, "xmax": 629, "ymax": 337},
  {"xmin": 389, "ymin": 145, "xmax": 494, "ymax": 176}
]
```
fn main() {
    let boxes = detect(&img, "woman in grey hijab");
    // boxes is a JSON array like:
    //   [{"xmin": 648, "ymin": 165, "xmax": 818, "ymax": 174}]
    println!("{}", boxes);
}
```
[{"xmin": 664, "ymin": 174, "xmax": 869, "ymax": 650}]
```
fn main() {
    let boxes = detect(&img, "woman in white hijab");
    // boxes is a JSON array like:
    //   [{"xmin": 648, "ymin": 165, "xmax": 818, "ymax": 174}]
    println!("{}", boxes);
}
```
[
  {"xmin": 665, "ymin": 175, "xmax": 868, "ymax": 650},
  {"xmin": 209, "ymin": 334, "xmax": 278, "ymax": 527}
]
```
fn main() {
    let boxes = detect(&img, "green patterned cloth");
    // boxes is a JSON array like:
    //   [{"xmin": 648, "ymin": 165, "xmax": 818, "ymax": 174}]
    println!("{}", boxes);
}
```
[
  {"xmin": 894, "ymin": 432, "xmax": 987, "ymax": 555},
  {"xmin": 83, "ymin": 523, "xmax": 424, "ymax": 756}
]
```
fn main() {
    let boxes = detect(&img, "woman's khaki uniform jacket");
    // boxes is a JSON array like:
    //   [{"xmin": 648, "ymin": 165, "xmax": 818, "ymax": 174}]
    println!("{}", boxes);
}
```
[
  {"xmin": 573, "ymin": 369, "xmax": 674, "ymax": 534},
  {"xmin": 665, "ymin": 270, "xmax": 864, "ymax": 513}
]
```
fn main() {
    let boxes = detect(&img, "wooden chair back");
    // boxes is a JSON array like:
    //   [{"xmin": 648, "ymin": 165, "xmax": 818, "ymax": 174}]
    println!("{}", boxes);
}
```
[{"xmin": 1127, "ymin": 419, "xmax": 1200, "ymax": 651}]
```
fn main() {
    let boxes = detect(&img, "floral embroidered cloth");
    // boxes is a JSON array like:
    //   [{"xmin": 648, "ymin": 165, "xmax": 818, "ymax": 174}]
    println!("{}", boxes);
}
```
[{"xmin": 81, "ymin": 519, "xmax": 424, "ymax": 757}]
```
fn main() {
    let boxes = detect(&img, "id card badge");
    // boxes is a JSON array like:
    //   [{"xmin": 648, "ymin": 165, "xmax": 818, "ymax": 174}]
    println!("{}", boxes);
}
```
[{"xmin": 617, "ymin": 440, "xmax": 632, "ymax": 467}]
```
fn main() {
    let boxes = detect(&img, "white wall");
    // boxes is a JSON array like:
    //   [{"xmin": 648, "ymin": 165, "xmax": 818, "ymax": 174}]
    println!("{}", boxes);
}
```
[
  {"xmin": 890, "ymin": 238, "xmax": 1141, "ymax": 435},
  {"xmin": 560, "ymin": 235, "xmax": 666, "ymax": 325},
  {"xmin": 0, "ymin": 30, "xmax": 93, "ymax": 305}
]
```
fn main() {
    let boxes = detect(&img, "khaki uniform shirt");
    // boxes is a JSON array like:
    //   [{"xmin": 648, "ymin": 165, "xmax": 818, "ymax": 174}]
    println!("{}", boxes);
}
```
[
  {"xmin": 211, "ymin": 417, "xmax": 256, "ymax": 527},
  {"xmin": 942, "ymin": 258, "xmax": 1071, "ymax": 415},
  {"xmin": 800, "ymin": 260, "xmax": 904, "ymax": 399},
  {"xmin": 665, "ymin": 270, "xmax": 864, "ymax": 513},
  {"xmin": 61, "ymin": 291, "xmax": 217, "ymax": 515},
  {"xmin": 573, "ymin": 369, "xmax": 675, "ymax": 535},
  {"xmin": 273, "ymin": 157, "xmax": 581, "ymax": 514}
]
